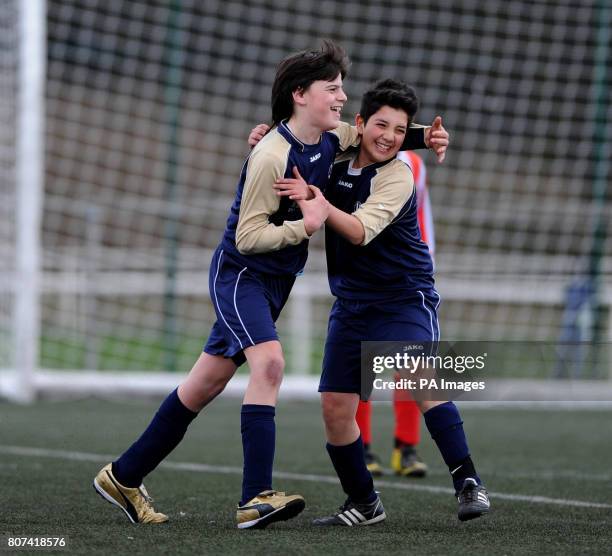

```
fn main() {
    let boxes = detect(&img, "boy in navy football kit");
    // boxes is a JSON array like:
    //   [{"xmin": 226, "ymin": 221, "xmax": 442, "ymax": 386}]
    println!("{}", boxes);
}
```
[
  {"xmin": 269, "ymin": 80, "xmax": 490, "ymax": 525},
  {"xmin": 356, "ymin": 150, "xmax": 433, "ymax": 479},
  {"xmin": 92, "ymin": 41, "xmax": 447, "ymax": 529}
]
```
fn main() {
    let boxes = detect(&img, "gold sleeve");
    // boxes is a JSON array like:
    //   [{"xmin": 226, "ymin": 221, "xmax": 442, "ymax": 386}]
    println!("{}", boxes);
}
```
[
  {"xmin": 235, "ymin": 147, "xmax": 309, "ymax": 254},
  {"xmin": 330, "ymin": 121, "xmax": 361, "ymax": 151},
  {"xmin": 352, "ymin": 162, "xmax": 415, "ymax": 245}
]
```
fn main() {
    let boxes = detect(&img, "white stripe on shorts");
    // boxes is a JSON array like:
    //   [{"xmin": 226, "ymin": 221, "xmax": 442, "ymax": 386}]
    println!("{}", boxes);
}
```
[
  {"xmin": 234, "ymin": 267, "xmax": 255, "ymax": 346},
  {"xmin": 213, "ymin": 250, "xmax": 244, "ymax": 349},
  {"xmin": 432, "ymin": 289, "xmax": 441, "ymax": 342},
  {"xmin": 417, "ymin": 290, "xmax": 435, "ymax": 345}
]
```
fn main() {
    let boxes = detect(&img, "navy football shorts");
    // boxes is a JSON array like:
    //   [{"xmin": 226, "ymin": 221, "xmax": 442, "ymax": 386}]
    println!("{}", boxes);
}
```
[
  {"xmin": 204, "ymin": 247, "xmax": 295, "ymax": 366},
  {"xmin": 319, "ymin": 290, "xmax": 441, "ymax": 395}
]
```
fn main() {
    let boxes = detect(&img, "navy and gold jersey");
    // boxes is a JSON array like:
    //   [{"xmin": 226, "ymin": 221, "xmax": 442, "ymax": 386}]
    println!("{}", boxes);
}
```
[
  {"xmin": 325, "ymin": 153, "xmax": 435, "ymax": 301},
  {"xmin": 218, "ymin": 121, "xmax": 428, "ymax": 277},
  {"xmin": 219, "ymin": 120, "xmax": 359, "ymax": 276}
]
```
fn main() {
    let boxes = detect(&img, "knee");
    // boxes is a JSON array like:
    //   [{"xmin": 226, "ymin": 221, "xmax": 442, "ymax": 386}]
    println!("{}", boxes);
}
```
[
  {"xmin": 321, "ymin": 396, "xmax": 351, "ymax": 429},
  {"xmin": 255, "ymin": 353, "xmax": 285, "ymax": 389},
  {"xmin": 321, "ymin": 396, "xmax": 337, "ymax": 425}
]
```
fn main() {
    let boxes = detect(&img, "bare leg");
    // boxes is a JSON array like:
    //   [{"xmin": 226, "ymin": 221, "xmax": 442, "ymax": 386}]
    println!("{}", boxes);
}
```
[
  {"xmin": 243, "ymin": 340, "xmax": 285, "ymax": 406},
  {"xmin": 321, "ymin": 392, "xmax": 360, "ymax": 445},
  {"xmin": 178, "ymin": 351, "xmax": 237, "ymax": 412},
  {"xmin": 239, "ymin": 340, "xmax": 286, "ymax": 503}
]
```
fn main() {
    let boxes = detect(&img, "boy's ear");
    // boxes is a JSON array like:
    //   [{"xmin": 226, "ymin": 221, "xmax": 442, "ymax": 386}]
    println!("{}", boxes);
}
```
[
  {"xmin": 292, "ymin": 87, "xmax": 307, "ymax": 107},
  {"xmin": 355, "ymin": 113, "xmax": 365, "ymax": 134}
]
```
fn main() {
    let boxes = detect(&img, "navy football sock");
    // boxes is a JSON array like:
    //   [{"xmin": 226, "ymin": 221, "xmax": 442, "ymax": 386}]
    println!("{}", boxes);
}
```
[
  {"xmin": 240, "ymin": 404, "xmax": 276, "ymax": 505},
  {"xmin": 113, "ymin": 388, "xmax": 198, "ymax": 487},
  {"xmin": 326, "ymin": 436, "xmax": 376, "ymax": 505},
  {"xmin": 423, "ymin": 401, "xmax": 481, "ymax": 491}
]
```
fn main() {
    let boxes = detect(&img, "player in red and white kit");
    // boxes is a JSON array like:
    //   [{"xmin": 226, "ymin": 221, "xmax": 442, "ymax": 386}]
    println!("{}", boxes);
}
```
[{"xmin": 356, "ymin": 150, "xmax": 434, "ymax": 477}]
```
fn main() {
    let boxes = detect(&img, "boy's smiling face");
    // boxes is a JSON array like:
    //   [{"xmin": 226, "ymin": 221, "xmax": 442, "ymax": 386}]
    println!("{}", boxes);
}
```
[
  {"xmin": 295, "ymin": 73, "xmax": 347, "ymax": 132},
  {"xmin": 355, "ymin": 105, "xmax": 409, "ymax": 167}
]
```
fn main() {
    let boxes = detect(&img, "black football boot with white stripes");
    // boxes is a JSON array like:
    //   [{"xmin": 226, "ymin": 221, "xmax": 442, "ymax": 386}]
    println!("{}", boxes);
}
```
[
  {"xmin": 312, "ymin": 494, "xmax": 386, "ymax": 526},
  {"xmin": 457, "ymin": 478, "xmax": 491, "ymax": 521}
]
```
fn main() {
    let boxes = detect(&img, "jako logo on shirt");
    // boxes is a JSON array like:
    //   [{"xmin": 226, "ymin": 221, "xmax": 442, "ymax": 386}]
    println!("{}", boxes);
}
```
[
  {"xmin": 310, "ymin": 153, "xmax": 321, "ymax": 163},
  {"xmin": 338, "ymin": 180, "xmax": 353, "ymax": 189}
]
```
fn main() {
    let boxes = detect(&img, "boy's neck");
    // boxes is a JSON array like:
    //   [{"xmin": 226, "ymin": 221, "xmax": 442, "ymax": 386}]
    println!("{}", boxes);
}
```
[
  {"xmin": 353, "ymin": 151, "xmax": 369, "ymax": 169},
  {"xmin": 286, "ymin": 116, "xmax": 322, "ymax": 145}
]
